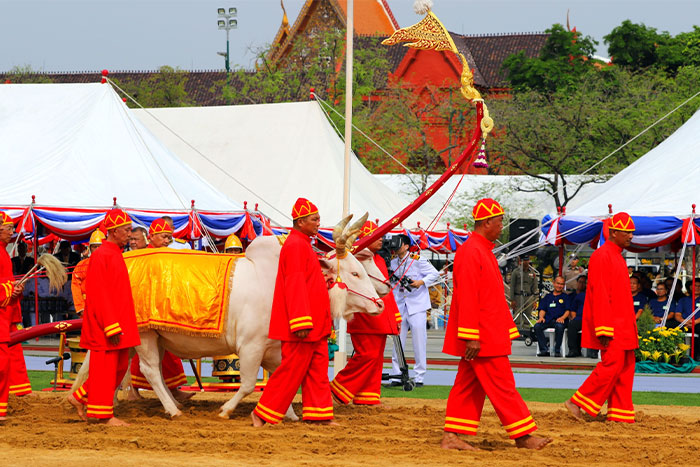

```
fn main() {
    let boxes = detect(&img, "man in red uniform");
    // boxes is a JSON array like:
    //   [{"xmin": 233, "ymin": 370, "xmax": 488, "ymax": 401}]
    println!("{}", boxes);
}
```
[
  {"xmin": 0, "ymin": 213, "xmax": 32, "ymax": 398},
  {"xmin": 330, "ymin": 220, "xmax": 400, "ymax": 406},
  {"xmin": 441, "ymin": 199, "xmax": 551, "ymax": 451},
  {"xmin": 0, "ymin": 212, "xmax": 25, "ymax": 421},
  {"xmin": 71, "ymin": 230, "xmax": 105, "ymax": 315},
  {"xmin": 251, "ymin": 198, "xmax": 333, "ymax": 426},
  {"xmin": 565, "ymin": 212, "xmax": 638, "ymax": 423},
  {"xmin": 129, "ymin": 218, "xmax": 190, "ymax": 401},
  {"xmin": 67, "ymin": 209, "xmax": 140, "ymax": 426}
]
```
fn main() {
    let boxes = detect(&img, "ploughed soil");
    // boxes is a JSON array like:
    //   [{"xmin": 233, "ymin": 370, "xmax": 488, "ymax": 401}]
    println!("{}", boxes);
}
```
[{"xmin": 3, "ymin": 391, "xmax": 700, "ymax": 466}]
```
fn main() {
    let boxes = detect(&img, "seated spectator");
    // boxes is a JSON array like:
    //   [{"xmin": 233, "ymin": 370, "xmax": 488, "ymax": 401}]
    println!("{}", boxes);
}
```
[
  {"xmin": 566, "ymin": 275, "xmax": 587, "ymax": 357},
  {"xmin": 649, "ymin": 282, "xmax": 676, "ymax": 325},
  {"xmin": 675, "ymin": 280, "xmax": 700, "ymax": 327},
  {"xmin": 12, "ymin": 241, "xmax": 34, "ymax": 275},
  {"xmin": 639, "ymin": 273, "xmax": 657, "ymax": 301},
  {"xmin": 563, "ymin": 254, "xmax": 585, "ymax": 292},
  {"xmin": 665, "ymin": 277, "xmax": 685, "ymax": 303},
  {"xmin": 631, "ymin": 276, "xmax": 648, "ymax": 319},
  {"xmin": 54, "ymin": 240, "xmax": 81, "ymax": 269},
  {"xmin": 534, "ymin": 276, "xmax": 569, "ymax": 357}
]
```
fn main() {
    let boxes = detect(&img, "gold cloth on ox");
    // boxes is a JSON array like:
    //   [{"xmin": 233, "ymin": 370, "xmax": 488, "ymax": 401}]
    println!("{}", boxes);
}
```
[{"xmin": 124, "ymin": 249, "xmax": 237, "ymax": 338}]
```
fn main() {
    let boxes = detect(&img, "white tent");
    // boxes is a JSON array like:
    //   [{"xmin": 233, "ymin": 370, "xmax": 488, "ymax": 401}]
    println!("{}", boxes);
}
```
[
  {"xmin": 132, "ymin": 101, "xmax": 435, "ymax": 227},
  {"xmin": 567, "ymin": 109, "xmax": 700, "ymax": 217},
  {"xmin": 0, "ymin": 83, "xmax": 241, "ymax": 211}
]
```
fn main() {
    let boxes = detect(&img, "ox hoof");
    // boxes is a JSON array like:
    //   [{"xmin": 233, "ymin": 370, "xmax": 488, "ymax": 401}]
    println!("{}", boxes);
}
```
[
  {"xmin": 169, "ymin": 410, "xmax": 183, "ymax": 419},
  {"xmin": 217, "ymin": 411, "xmax": 231, "ymax": 420}
]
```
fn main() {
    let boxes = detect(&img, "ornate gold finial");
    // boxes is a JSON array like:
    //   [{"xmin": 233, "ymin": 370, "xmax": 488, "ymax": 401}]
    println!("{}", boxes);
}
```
[
  {"xmin": 382, "ymin": 11, "xmax": 482, "ymax": 102},
  {"xmin": 281, "ymin": 0, "xmax": 289, "ymax": 28}
]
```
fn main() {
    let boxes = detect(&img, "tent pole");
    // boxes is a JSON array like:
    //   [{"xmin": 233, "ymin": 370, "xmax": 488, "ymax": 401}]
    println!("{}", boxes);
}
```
[
  {"xmin": 692, "ymin": 204, "xmax": 697, "ymax": 359},
  {"xmin": 334, "ymin": 0, "xmax": 353, "ymax": 376},
  {"xmin": 33, "ymin": 224, "xmax": 39, "ymax": 327}
]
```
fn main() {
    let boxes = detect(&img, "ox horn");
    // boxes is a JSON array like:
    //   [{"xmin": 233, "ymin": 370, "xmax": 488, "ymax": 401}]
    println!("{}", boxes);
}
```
[
  {"xmin": 333, "ymin": 214, "xmax": 353, "ymax": 258},
  {"xmin": 345, "ymin": 212, "xmax": 368, "ymax": 251}
]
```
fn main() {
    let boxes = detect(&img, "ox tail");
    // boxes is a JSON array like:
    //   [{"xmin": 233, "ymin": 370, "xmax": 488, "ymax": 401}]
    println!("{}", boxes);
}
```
[{"xmin": 70, "ymin": 350, "xmax": 90, "ymax": 393}]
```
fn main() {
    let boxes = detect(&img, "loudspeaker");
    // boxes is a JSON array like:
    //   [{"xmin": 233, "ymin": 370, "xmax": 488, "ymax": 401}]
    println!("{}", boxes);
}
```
[{"xmin": 508, "ymin": 218, "xmax": 540, "ymax": 253}]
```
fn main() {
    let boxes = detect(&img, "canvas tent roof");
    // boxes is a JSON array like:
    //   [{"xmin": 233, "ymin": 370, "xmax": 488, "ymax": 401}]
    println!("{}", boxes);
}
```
[
  {"xmin": 0, "ymin": 83, "xmax": 241, "ymax": 211},
  {"xmin": 566, "ymin": 109, "xmax": 700, "ymax": 218},
  {"xmin": 132, "ymin": 101, "xmax": 436, "ymax": 227}
]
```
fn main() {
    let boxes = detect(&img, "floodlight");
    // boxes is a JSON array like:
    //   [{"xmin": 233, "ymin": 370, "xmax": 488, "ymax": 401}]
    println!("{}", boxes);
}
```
[
  {"xmin": 229, "ymin": 19, "xmax": 237, "ymax": 28},
  {"xmin": 218, "ymin": 8, "xmax": 225, "ymax": 15},
  {"xmin": 218, "ymin": 20, "xmax": 226, "ymax": 28},
  {"xmin": 229, "ymin": 7, "xmax": 237, "ymax": 16}
]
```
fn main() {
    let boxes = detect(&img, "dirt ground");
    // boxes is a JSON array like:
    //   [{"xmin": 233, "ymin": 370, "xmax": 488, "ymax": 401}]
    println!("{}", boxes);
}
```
[{"xmin": 3, "ymin": 391, "xmax": 700, "ymax": 466}]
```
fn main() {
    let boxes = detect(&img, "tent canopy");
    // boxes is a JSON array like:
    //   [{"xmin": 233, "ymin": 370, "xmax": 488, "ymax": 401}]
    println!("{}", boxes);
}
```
[
  {"xmin": 0, "ymin": 83, "xmax": 266, "ymax": 240},
  {"xmin": 132, "ymin": 101, "xmax": 436, "ymax": 227},
  {"xmin": 543, "ymin": 109, "xmax": 700, "ymax": 250}
]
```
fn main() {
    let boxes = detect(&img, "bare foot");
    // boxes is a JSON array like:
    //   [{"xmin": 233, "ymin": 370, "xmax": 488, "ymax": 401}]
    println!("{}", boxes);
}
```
[
  {"xmin": 515, "ymin": 434, "xmax": 553, "ymax": 450},
  {"xmin": 251, "ymin": 411, "xmax": 265, "ymax": 427},
  {"xmin": 173, "ymin": 389, "xmax": 195, "ymax": 402},
  {"xmin": 564, "ymin": 400, "xmax": 584, "ymax": 421},
  {"xmin": 440, "ymin": 432, "xmax": 480, "ymax": 451},
  {"xmin": 304, "ymin": 419, "xmax": 338, "ymax": 426},
  {"xmin": 87, "ymin": 416, "xmax": 130, "ymax": 426},
  {"xmin": 0, "ymin": 416, "xmax": 6, "ymax": 423},
  {"xmin": 67, "ymin": 394, "xmax": 87, "ymax": 421}
]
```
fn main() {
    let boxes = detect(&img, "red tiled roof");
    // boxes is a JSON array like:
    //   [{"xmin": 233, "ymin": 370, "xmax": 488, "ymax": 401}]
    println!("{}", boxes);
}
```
[{"xmin": 461, "ymin": 33, "xmax": 550, "ymax": 87}]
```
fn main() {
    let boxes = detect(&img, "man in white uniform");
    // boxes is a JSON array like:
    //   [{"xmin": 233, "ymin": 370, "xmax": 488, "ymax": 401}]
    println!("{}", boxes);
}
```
[{"xmin": 389, "ymin": 235, "xmax": 439, "ymax": 386}]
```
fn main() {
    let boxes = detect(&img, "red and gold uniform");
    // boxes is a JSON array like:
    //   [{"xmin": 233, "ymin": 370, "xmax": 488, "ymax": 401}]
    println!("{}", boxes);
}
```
[
  {"xmin": 443, "ymin": 199, "xmax": 537, "ymax": 440},
  {"xmin": 72, "ymin": 210, "xmax": 140, "ymax": 420},
  {"xmin": 0, "ymin": 212, "xmax": 19, "ymax": 416},
  {"xmin": 570, "ymin": 213, "xmax": 638, "ymax": 423},
  {"xmin": 0, "ymin": 214, "xmax": 31, "ymax": 397},
  {"xmin": 330, "ymin": 221, "xmax": 400, "ymax": 406},
  {"xmin": 253, "ymin": 198, "xmax": 333, "ymax": 424},
  {"xmin": 129, "ymin": 218, "xmax": 188, "ymax": 391}
]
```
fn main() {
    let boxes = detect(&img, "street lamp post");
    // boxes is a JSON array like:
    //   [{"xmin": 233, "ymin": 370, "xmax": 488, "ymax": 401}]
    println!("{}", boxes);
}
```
[{"xmin": 217, "ymin": 7, "xmax": 238, "ymax": 73}]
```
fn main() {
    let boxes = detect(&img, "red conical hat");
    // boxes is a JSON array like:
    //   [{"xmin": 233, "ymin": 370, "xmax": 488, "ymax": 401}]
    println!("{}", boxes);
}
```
[
  {"xmin": 149, "ymin": 218, "xmax": 173, "ymax": 236},
  {"xmin": 103, "ymin": 209, "xmax": 132, "ymax": 230},
  {"xmin": 610, "ymin": 212, "xmax": 635, "ymax": 232},
  {"xmin": 292, "ymin": 198, "xmax": 319, "ymax": 220},
  {"xmin": 359, "ymin": 220, "xmax": 378, "ymax": 238},
  {"xmin": 472, "ymin": 198, "xmax": 504, "ymax": 221},
  {"xmin": 0, "ymin": 211, "xmax": 13, "ymax": 226}
]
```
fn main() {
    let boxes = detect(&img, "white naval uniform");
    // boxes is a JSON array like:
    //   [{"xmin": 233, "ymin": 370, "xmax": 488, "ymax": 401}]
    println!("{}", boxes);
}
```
[
  {"xmin": 390, "ymin": 252, "xmax": 439, "ymax": 384},
  {"xmin": 168, "ymin": 238, "xmax": 192, "ymax": 250}
]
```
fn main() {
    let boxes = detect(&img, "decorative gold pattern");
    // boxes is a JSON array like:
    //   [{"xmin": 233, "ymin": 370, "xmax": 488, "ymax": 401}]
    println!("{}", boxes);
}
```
[{"xmin": 382, "ymin": 12, "xmax": 482, "ymax": 102}]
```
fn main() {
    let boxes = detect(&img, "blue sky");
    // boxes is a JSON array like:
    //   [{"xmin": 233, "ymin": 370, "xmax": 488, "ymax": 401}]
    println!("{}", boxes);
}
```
[{"xmin": 0, "ymin": 0, "xmax": 697, "ymax": 72}]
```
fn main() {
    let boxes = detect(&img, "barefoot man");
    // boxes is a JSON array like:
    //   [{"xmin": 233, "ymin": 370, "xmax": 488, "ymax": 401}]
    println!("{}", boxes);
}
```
[
  {"xmin": 251, "ymin": 198, "xmax": 334, "ymax": 426},
  {"xmin": 565, "ymin": 212, "xmax": 638, "ymax": 423},
  {"xmin": 0, "ymin": 211, "xmax": 25, "ymax": 422},
  {"xmin": 441, "ymin": 199, "xmax": 552, "ymax": 451},
  {"xmin": 330, "ymin": 220, "xmax": 400, "ymax": 406},
  {"xmin": 68, "ymin": 209, "xmax": 139, "ymax": 426}
]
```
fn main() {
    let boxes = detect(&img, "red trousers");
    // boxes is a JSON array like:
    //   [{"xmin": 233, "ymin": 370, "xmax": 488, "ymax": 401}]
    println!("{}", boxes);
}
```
[
  {"xmin": 0, "ymin": 343, "xmax": 9, "ymax": 418},
  {"xmin": 570, "ymin": 347, "xmax": 635, "ymax": 423},
  {"xmin": 72, "ymin": 348, "xmax": 130, "ymax": 419},
  {"xmin": 330, "ymin": 333, "xmax": 386, "ymax": 405},
  {"xmin": 254, "ymin": 339, "xmax": 333, "ymax": 424},
  {"xmin": 444, "ymin": 356, "xmax": 537, "ymax": 439},
  {"xmin": 9, "ymin": 324, "xmax": 31, "ymax": 396},
  {"xmin": 130, "ymin": 351, "xmax": 187, "ymax": 390}
]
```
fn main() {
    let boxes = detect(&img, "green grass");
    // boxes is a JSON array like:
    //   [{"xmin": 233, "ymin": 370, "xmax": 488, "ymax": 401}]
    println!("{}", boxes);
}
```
[{"xmin": 28, "ymin": 371, "xmax": 700, "ymax": 407}]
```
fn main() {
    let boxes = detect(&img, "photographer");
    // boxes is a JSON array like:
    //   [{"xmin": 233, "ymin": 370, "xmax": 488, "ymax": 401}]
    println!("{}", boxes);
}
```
[{"xmin": 388, "ymin": 234, "xmax": 439, "ymax": 387}]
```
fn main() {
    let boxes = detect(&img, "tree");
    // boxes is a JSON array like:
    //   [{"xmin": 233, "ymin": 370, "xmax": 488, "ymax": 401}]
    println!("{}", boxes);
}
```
[
  {"xmin": 112, "ymin": 66, "xmax": 192, "ymax": 108},
  {"xmin": 502, "ymin": 24, "xmax": 598, "ymax": 93},
  {"xmin": 3, "ymin": 65, "xmax": 53, "ymax": 83},
  {"xmin": 604, "ymin": 20, "xmax": 664, "ymax": 69},
  {"xmin": 488, "ymin": 65, "xmax": 700, "ymax": 209}
]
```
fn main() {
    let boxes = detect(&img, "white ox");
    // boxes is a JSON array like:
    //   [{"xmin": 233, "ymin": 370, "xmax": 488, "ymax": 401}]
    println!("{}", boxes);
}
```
[{"xmin": 72, "ymin": 214, "xmax": 388, "ymax": 419}]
